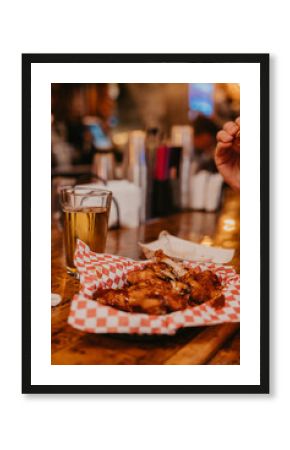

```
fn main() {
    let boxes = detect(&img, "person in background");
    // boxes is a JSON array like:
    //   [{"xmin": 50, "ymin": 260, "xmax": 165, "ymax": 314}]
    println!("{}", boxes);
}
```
[
  {"xmin": 215, "ymin": 117, "xmax": 240, "ymax": 191},
  {"xmin": 192, "ymin": 115, "xmax": 219, "ymax": 173},
  {"xmin": 51, "ymin": 84, "xmax": 114, "ymax": 165}
]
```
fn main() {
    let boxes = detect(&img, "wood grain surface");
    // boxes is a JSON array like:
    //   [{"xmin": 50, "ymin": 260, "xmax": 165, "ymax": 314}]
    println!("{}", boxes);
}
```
[{"xmin": 51, "ymin": 190, "xmax": 240, "ymax": 365}]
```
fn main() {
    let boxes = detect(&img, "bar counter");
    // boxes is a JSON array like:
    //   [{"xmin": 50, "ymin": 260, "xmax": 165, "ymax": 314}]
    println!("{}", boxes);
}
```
[{"xmin": 51, "ymin": 191, "xmax": 240, "ymax": 365}]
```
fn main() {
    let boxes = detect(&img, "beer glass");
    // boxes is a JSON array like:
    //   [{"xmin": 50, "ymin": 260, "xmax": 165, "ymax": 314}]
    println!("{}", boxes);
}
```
[{"xmin": 59, "ymin": 186, "xmax": 112, "ymax": 274}]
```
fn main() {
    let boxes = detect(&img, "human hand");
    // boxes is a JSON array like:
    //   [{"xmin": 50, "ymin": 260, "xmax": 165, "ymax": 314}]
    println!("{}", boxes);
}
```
[{"xmin": 215, "ymin": 117, "xmax": 240, "ymax": 191}]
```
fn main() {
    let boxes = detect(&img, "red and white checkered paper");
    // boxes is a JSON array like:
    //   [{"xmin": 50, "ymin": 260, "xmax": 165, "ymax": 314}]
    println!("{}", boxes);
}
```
[{"xmin": 68, "ymin": 239, "xmax": 240, "ymax": 335}]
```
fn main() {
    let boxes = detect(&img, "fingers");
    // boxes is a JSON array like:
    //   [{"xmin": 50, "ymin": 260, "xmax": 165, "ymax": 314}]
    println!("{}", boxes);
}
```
[
  {"xmin": 223, "ymin": 120, "xmax": 239, "ymax": 136},
  {"xmin": 216, "ymin": 129, "xmax": 233, "ymax": 143},
  {"xmin": 216, "ymin": 118, "xmax": 240, "ymax": 145}
]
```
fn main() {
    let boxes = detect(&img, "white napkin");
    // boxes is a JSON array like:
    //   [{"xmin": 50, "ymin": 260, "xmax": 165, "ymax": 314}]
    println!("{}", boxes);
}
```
[
  {"xmin": 205, "ymin": 173, "xmax": 223, "ymax": 212},
  {"xmin": 189, "ymin": 170, "xmax": 210, "ymax": 210},
  {"xmin": 80, "ymin": 181, "xmax": 141, "ymax": 228},
  {"xmin": 139, "ymin": 230, "xmax": 235, "ymax": 264},
  {"xmin": 106, "ymin": 180, "xmax": 141, "ymax": 228},
  {"xmin": 189, "ymin": 171, "xmax": 223, "ymax": 211}
]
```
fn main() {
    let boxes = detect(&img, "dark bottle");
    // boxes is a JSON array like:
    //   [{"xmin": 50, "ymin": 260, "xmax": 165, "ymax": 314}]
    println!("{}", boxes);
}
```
[{"xmin": 145, "ymin": 128, "xmax": 161, "ymax": 219}]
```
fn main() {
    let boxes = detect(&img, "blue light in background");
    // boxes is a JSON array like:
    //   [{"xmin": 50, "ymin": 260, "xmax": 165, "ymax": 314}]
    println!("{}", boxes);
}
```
[
  {"xmin": 189, "ymin": 83, "xmax": 214, "ymax": 116},
  {"xmin": 87, "ymin": 123, "xmax": 112, "ymax": 149}
]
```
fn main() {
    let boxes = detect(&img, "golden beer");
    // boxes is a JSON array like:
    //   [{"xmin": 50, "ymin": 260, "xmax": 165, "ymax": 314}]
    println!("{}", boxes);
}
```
[
  {"xmin": 63, "ymin": 207, "xmax": 109, "ymax": 272},
  {"xmin": 59, "ymin": 187, "xmax": 112, "ymax": 274}
]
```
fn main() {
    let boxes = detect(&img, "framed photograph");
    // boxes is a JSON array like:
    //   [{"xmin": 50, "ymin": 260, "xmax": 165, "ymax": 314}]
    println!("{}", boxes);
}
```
[{"xmin": 22, "ymin": 53, "xmax": 269, "ymax": 394}]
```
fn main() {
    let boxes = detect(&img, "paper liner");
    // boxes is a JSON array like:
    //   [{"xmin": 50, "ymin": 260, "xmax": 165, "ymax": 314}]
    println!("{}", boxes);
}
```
[
  {"xmin": 68, "ymin": 239, "xmax": 240, "ymax": 335},
  {"xmin": 139, "ymin": 230, "xmax": 235, "ymax": 264}
]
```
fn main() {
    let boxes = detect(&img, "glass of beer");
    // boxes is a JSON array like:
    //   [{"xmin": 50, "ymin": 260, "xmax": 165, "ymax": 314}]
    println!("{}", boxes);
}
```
[{"xmin": 59, "ymin": 186, "xmax": 112, "ymax": 274}]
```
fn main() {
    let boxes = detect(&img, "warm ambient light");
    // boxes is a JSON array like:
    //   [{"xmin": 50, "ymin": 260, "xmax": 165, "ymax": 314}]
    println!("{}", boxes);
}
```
[
  {"xmin": 200, "ymin": 235, "xmax": 213, "ymax": 246},
  {"xmin": 222, "ymin": 218, "xmax": 237, "ymax": 232}
]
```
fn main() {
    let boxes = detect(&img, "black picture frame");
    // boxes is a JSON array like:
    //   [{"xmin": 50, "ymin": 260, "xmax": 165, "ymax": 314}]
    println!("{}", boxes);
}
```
[{"xmin": 22, "ymin": 53, "xmax": 269, "ymax": 394}]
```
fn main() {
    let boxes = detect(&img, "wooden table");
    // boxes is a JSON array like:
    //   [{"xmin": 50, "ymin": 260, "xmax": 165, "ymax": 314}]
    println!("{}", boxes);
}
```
[{"xmin": 51, "ymin": 194, "xmax": 240, "ymax": 365}]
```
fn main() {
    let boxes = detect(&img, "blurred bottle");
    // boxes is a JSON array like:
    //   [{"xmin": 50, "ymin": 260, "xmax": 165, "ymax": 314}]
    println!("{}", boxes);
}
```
[
  {"xmin": 168, "ymin": 146, "xmax": 182, "ymax": 211},
  {"xmin": 92, "ymin": 150, "xmax": 115, "ymax": 181},
  {"xmin": 152, "ymin": 135, "xmax": 174, "ymax": 217},
  {"xmin": 145, "ymin": 128, "xmax": 161, "ymax": 219},
  {"xmin": 127, "ymin": 130, "xmax": 147, "ymax": 223},
  {"xmin": 170, "ymin": 125, "xmax": 194, "ymax": 209}
]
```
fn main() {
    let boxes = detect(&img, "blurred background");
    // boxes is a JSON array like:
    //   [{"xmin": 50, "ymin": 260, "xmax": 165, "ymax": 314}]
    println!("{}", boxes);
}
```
[{"xmin": 51, "ymin": 83, "xmax": 240, "ymax": 233}]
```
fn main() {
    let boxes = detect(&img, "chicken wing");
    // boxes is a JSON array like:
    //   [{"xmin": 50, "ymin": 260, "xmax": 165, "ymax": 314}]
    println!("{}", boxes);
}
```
[{"xmin": 95, "ymin": 250, "xmax": 225, "ymax": 314}]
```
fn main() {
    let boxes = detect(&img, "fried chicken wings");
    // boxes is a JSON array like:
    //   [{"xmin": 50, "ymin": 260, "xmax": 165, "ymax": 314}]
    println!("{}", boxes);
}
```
[{"xmin": 95, "ymin": 250, "xmax": 225, "ymax": 315}]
